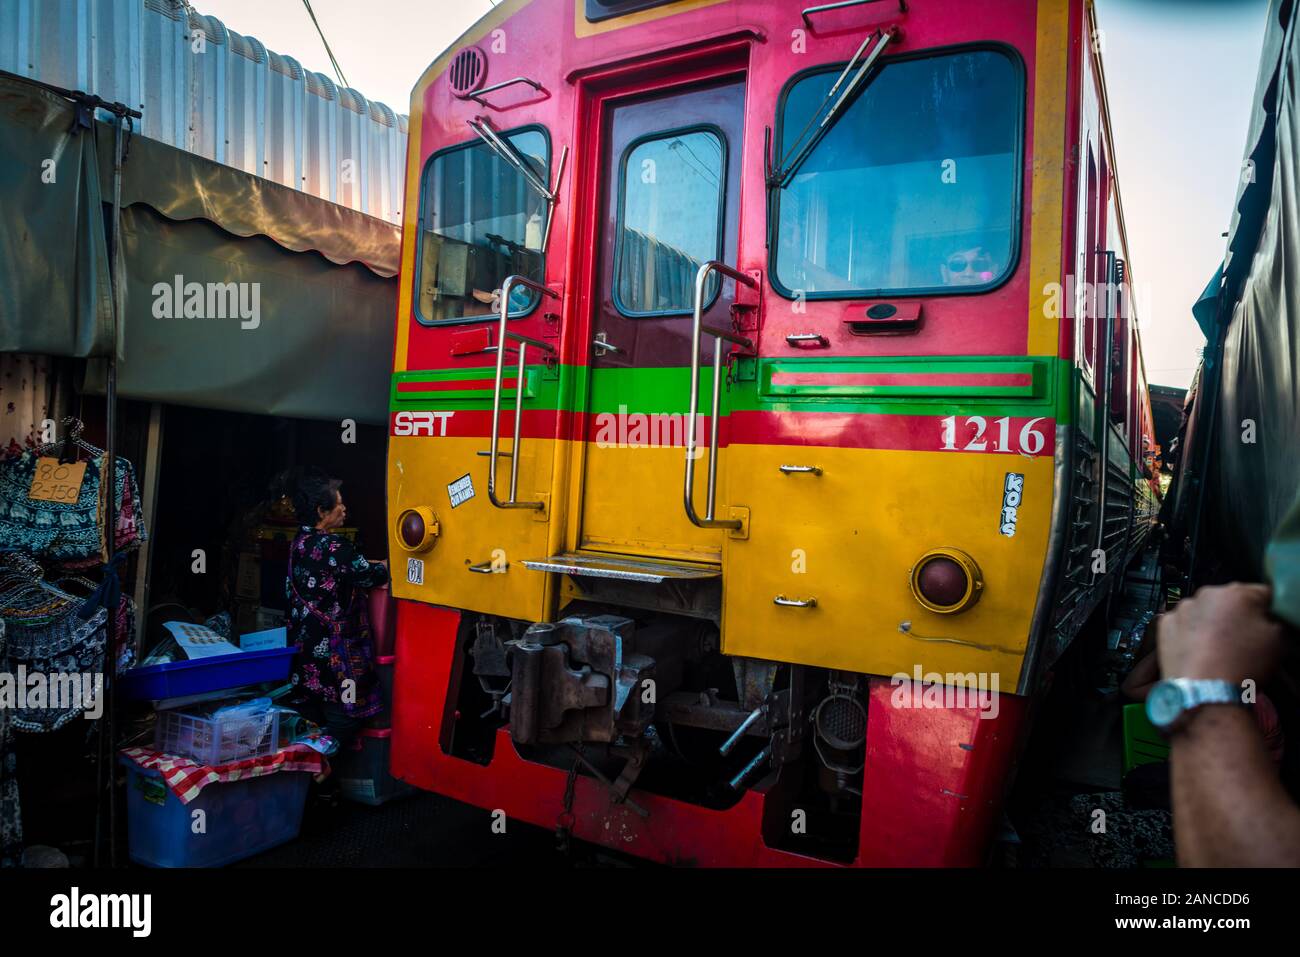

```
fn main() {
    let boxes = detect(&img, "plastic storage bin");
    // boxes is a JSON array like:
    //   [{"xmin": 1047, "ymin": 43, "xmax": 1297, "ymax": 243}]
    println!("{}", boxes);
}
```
[
  {"xmin": 335, "ymin": 728, "xmax": 413, "ymax": 806},
  {"xmin": 155, "ymin": 702, "xmax": 280, "ymax": 765},
  {"xmin": 122, "ymin": 761, "xmax": 310, "ymax": 867},
  {"xmin": 119, "ymin": 646, "xmax": 295, "ymax": 702}
]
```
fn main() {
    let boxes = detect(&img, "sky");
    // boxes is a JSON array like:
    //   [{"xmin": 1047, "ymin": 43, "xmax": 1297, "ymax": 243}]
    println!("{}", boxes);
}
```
[{"xmin": 194, "ymin": 0, "xmax": 1271, "ymax": 390}]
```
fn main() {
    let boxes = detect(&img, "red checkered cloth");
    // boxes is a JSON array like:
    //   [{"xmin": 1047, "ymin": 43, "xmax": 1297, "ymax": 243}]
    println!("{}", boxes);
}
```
[{"xmin": 120, "ymin": 744, "xmax": 327, "ymax": 805}]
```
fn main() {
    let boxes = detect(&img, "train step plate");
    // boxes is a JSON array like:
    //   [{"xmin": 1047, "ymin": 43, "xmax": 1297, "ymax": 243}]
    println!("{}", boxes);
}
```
[{"xmin": 520, "ymin": 553, "xmax": 720, "ymax": 583}]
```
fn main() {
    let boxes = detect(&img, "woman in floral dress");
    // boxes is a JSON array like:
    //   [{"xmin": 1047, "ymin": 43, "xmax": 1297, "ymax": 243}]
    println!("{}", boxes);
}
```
[{"xmin": 286, "ymin": 470, "xmax": 389, "ymax": 752}]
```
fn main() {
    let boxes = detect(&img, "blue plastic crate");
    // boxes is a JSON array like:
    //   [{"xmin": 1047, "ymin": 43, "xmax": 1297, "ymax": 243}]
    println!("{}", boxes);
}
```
[
  {"xmin": 119, "ymin": 646, "xmax": 294, "ymax": 702},
  {"xmin": 122, "ymin": 760, "xmax": 310, "ymax": 867}
]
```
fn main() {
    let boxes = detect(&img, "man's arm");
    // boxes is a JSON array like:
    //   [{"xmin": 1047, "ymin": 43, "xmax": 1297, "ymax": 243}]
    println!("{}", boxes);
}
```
[
  {"xmin": 1157, "ymin": 583, "xmax": 1300, "ymax": 866},
  {"xmin": 1172, "ymin": 703, "xmax": 1300, "ymax": 866}
]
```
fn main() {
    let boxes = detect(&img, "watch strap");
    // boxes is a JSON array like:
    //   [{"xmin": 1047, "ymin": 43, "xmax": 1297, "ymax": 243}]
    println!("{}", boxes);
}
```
[{"xmin": 1177, "ymin": 678, "xmax": 1241, "ymax": 710}]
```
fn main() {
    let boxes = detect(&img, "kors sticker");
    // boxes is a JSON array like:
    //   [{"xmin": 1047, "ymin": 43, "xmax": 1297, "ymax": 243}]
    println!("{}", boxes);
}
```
[{"xmin": 1000, "ymin": 473, "xmax": 1024, "ymax": 537}]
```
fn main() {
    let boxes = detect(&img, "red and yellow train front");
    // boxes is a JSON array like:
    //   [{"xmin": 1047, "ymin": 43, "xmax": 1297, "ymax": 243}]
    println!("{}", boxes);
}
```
[{"xmin": 386, "ymin": 0, "xmax": 1079, "ymax": 866}]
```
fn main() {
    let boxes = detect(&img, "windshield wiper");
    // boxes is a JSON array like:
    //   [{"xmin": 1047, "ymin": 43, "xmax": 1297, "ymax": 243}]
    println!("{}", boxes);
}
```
[
  {"xmin": 467, "ymin": 116, "xmax": 568, "ymax": 252},
  {"xmin": 768, "ymin": 27, "xmax": 896, "ymax": 189}
]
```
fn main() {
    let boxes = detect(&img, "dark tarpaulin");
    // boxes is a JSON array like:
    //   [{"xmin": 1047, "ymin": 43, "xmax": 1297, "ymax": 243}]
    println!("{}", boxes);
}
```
[
  {"xmin": 84, "ymin": 207, "xmax": 395, "ymax": 425},
  {"xmin": 1202, "ymin": 0, "xmax": 1300, "ymax": 625},
  {"xmin": 0, "ymin": 72, "xmax": 116, "ymax": 357}
]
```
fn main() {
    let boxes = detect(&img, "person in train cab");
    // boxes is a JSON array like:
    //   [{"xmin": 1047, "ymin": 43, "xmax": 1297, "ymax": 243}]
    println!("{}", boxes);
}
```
[
  {"xmin": 284, "ymin": 469, "xmax": 390, "ymax": 762},
  {"xmin": 1153, "ymin": 582, "xmax": 1300, "ymax": 866},
  {"xmin": 940, "ymin": 245, "xmax": 999, "ymax": 286}
]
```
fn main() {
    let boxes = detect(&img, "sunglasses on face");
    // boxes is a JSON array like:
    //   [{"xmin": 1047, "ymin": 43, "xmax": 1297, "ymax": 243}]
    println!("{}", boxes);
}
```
[{"xmin": 947, "ymin": 254, "xmax": 995, "ymax": 274}]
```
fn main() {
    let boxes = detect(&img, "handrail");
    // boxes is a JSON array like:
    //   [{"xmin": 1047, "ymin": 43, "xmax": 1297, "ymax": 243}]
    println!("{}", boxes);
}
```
[
  {"xmin": 802, "ymin": 0, "xmax": 905, "ymax": 28},
  {"xmin": 468, "ymin": 75, "xmax": 546, "ymax": 107},
  {"xmin": 488, "ymin": 275, "xmax": 559, "ymax": 510},
  {"xmin": 684, "ymin": 261, "xmax": 755, "ymax": 529}
]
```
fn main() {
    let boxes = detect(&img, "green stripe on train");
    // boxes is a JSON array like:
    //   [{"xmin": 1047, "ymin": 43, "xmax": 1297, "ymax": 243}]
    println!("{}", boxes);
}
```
[{"xmin": 392, "ymin": 355, "xmax": 1074, "ymax": 423}]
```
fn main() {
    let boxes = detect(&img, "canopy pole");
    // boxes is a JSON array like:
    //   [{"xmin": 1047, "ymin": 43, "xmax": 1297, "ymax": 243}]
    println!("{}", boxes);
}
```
[{"xmin": 91, "ymin": 98, "xmax": 137, "ymax": 869}]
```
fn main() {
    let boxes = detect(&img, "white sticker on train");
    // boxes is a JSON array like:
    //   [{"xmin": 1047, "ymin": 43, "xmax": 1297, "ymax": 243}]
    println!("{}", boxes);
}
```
[
  {"xmin": 448, "ymin": 473, "xmax": 475, "ymax": 508},
  {"xmin": 1000, "ymin": 473, "xmax": 1024, "ymax": 537},
  {"xmin": 406, "ymin": 557, "xmax": 425, "ymax": 585}
]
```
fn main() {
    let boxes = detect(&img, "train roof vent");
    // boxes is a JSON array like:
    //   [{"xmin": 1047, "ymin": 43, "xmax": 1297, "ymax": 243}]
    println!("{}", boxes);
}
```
[{"xmin": 449, "ymin": 47, "xmax": 487, "ymax": 98}]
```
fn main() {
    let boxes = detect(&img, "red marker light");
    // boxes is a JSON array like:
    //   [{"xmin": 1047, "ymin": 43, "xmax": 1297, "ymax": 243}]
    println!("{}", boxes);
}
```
[{"xmin": 909, "ymin": 549, "xmax": 983, "ymax": 614}]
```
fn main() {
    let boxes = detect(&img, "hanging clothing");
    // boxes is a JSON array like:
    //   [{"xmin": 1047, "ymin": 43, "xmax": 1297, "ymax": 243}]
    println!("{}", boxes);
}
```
[
  {"xmin": 0, "ymin": 449, "xmax": 145, "ymax": 564},
  {"xmin": 0, "ymin": 558, "xmax": 109, "ymax": 733},
  {"xmin": 285, "ymin": 527, "xmax": 388, "ymax": 720},
  {"xmin": 0, "ymin": 619, "xmax": 20, "ymax": 868}
]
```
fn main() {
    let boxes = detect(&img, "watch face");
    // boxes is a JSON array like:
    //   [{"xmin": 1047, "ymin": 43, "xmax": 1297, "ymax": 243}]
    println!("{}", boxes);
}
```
[{"xmin": 1147, "ymin": 681, "xmax": 1186, "ymax": 729}]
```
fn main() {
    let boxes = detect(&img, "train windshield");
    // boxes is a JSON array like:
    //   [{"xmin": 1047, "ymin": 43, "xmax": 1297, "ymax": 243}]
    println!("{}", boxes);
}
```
[
  {"xmin": 416, "ymin": 128, "xmax": 549, "ymax": 324},
  {"xmin": 773, "ymin": 49, "xmax": 1021, "ymax": 299}
]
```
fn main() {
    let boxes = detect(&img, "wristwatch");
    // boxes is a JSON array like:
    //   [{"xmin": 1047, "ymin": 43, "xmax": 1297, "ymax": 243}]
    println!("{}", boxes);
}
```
[{"xmin": 1146, "ymin": 678, "xmax": 1245, "ymax": 733}]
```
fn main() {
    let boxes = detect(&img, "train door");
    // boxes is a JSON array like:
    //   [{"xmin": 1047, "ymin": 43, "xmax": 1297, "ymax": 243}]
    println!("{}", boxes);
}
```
[{"xmin": 575, "ymin": 78, "xmax": 746, "ymax": 564}]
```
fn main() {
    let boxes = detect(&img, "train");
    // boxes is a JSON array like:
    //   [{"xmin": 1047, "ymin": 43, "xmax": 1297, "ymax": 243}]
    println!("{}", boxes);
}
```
[{"xmin": 383, "ymin": 0, "xmax": 1163, "ymax": 866}]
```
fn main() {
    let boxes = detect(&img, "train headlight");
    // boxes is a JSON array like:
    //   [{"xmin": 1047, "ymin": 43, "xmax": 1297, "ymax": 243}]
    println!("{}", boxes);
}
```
[
  {"xmin": 396, "ymin": 506, "xmax": 439, "ymax": 553},
  {"xmin": 909, "ymin": 548, "xmax": 983, "ymax": 614}
]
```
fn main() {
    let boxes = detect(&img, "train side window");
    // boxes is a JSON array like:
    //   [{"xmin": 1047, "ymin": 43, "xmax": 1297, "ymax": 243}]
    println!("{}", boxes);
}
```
[
  {"xmin": 1107, "ymin": 200, "xmax": 1129, "ymax": 432},
  {"xmin": 415, "ymin": 127, "xmax": 550, "ymax": 326},
  {"xmin": 613, "ymin": 126, "xmax": 727, "ymax": 317},
  {"xmin": 1080, "ymin": 140, "xmax": 1099, "ymax": 375},
  {"xmin": 771, "ymin": 47, "xmax": 1024, "ymax": 300}
]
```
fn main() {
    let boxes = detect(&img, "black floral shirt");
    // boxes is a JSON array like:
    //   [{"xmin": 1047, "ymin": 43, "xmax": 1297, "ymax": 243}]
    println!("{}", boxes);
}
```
[{"xmin": 286, "ymin": 527, "xmax": 389, "ymax": 716}]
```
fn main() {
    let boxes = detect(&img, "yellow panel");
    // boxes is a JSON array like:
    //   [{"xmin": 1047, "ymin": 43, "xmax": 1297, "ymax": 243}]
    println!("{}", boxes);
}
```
[
  {"xmin": 721, "ymin": 445, "xmax": 1055, "ymax": 688},
  {"xmin": 387, "ymin": 434, "xmax": 554, "ymax": 622},
  {"xmin": 1027, "ymin": 0, "xmax": 1071, "ymax": 357},
  {"xmin": 579, "ymin": 444, "xmax": 724, "ymax": 562}
]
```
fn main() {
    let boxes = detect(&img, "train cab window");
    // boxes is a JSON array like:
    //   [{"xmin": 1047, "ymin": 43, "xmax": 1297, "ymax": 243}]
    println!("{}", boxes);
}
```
[
  {"xmin": 585, "ymin": 0, "xmax": 679, "ymax": 22},
  {"xmin": 614, "ymin": 127, "xmax": 727, "ymax": 316},
  {"xmin": 415, "ymin": 128, "xmax": 549, "ymax": 325},
  {"xmin": 773, "ymin": 49, "xmax": 1023, "ymax": 299}
]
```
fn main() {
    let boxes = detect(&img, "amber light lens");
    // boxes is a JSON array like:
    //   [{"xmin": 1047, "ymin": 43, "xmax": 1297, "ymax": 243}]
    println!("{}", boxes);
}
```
[
  {"xmin": 395, "ymin": 507, "xmax": 438, "ymax": 552},
  {"xmin": 909, "ymin": 549, "xmax": 983, "ymax": 614},
  {"xmin": 399, "ymin": 511, "xmax": 425, "ymax": 549}
]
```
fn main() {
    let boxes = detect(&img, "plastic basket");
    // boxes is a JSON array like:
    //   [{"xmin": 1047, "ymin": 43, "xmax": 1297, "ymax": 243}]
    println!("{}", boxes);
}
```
[
  {"xmin": 1122, "ymin": 702, "xmax": 1170, "ymax": 774},
  {"xmin": 155, "ymin": 704, "xmax": 280, "ymax": 766},
  {"xmin": 119, "ymin": 646, "xmax": 294, "ymax": 702}
]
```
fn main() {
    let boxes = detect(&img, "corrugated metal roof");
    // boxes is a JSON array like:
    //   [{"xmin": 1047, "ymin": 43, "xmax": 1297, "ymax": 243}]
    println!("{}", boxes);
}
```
[{"xmin": 0, "ymin": 0, "xmax": 408, "ymax": 224}]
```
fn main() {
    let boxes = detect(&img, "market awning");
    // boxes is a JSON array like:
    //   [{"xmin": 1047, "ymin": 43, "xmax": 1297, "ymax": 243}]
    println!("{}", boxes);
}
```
[
  {"xmin": 1194, "ymin": 0, "xmax": 1300, "ymax": 625},
  {"xmin": 1, "ymin": 70, "xmax": 400, "ymax": 425},
  {"xmin": 84, "ymin": 204, "xmax": 397, "ymax": 425},
  {"xmin": 0, "ymin": 72, "xmax": 116, "ymax": 357}
]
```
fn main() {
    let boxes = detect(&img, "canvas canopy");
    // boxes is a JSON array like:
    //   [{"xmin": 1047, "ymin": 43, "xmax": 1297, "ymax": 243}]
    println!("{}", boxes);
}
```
[{"xmin": 0, "ymin": 70, "xmax": 399, "ymax": 425}]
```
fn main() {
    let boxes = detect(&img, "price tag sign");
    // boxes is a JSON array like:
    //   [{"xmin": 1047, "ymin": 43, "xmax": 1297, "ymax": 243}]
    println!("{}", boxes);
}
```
[{"xmin": 29, "ymin": 457, "xmax": 87, "ymax": 503}]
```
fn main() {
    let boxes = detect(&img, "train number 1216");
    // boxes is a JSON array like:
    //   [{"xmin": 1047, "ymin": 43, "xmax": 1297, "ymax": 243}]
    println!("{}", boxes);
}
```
[{"xmin": 940, "ymin": 416, "xmax": 1048, "ymax": 455}]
